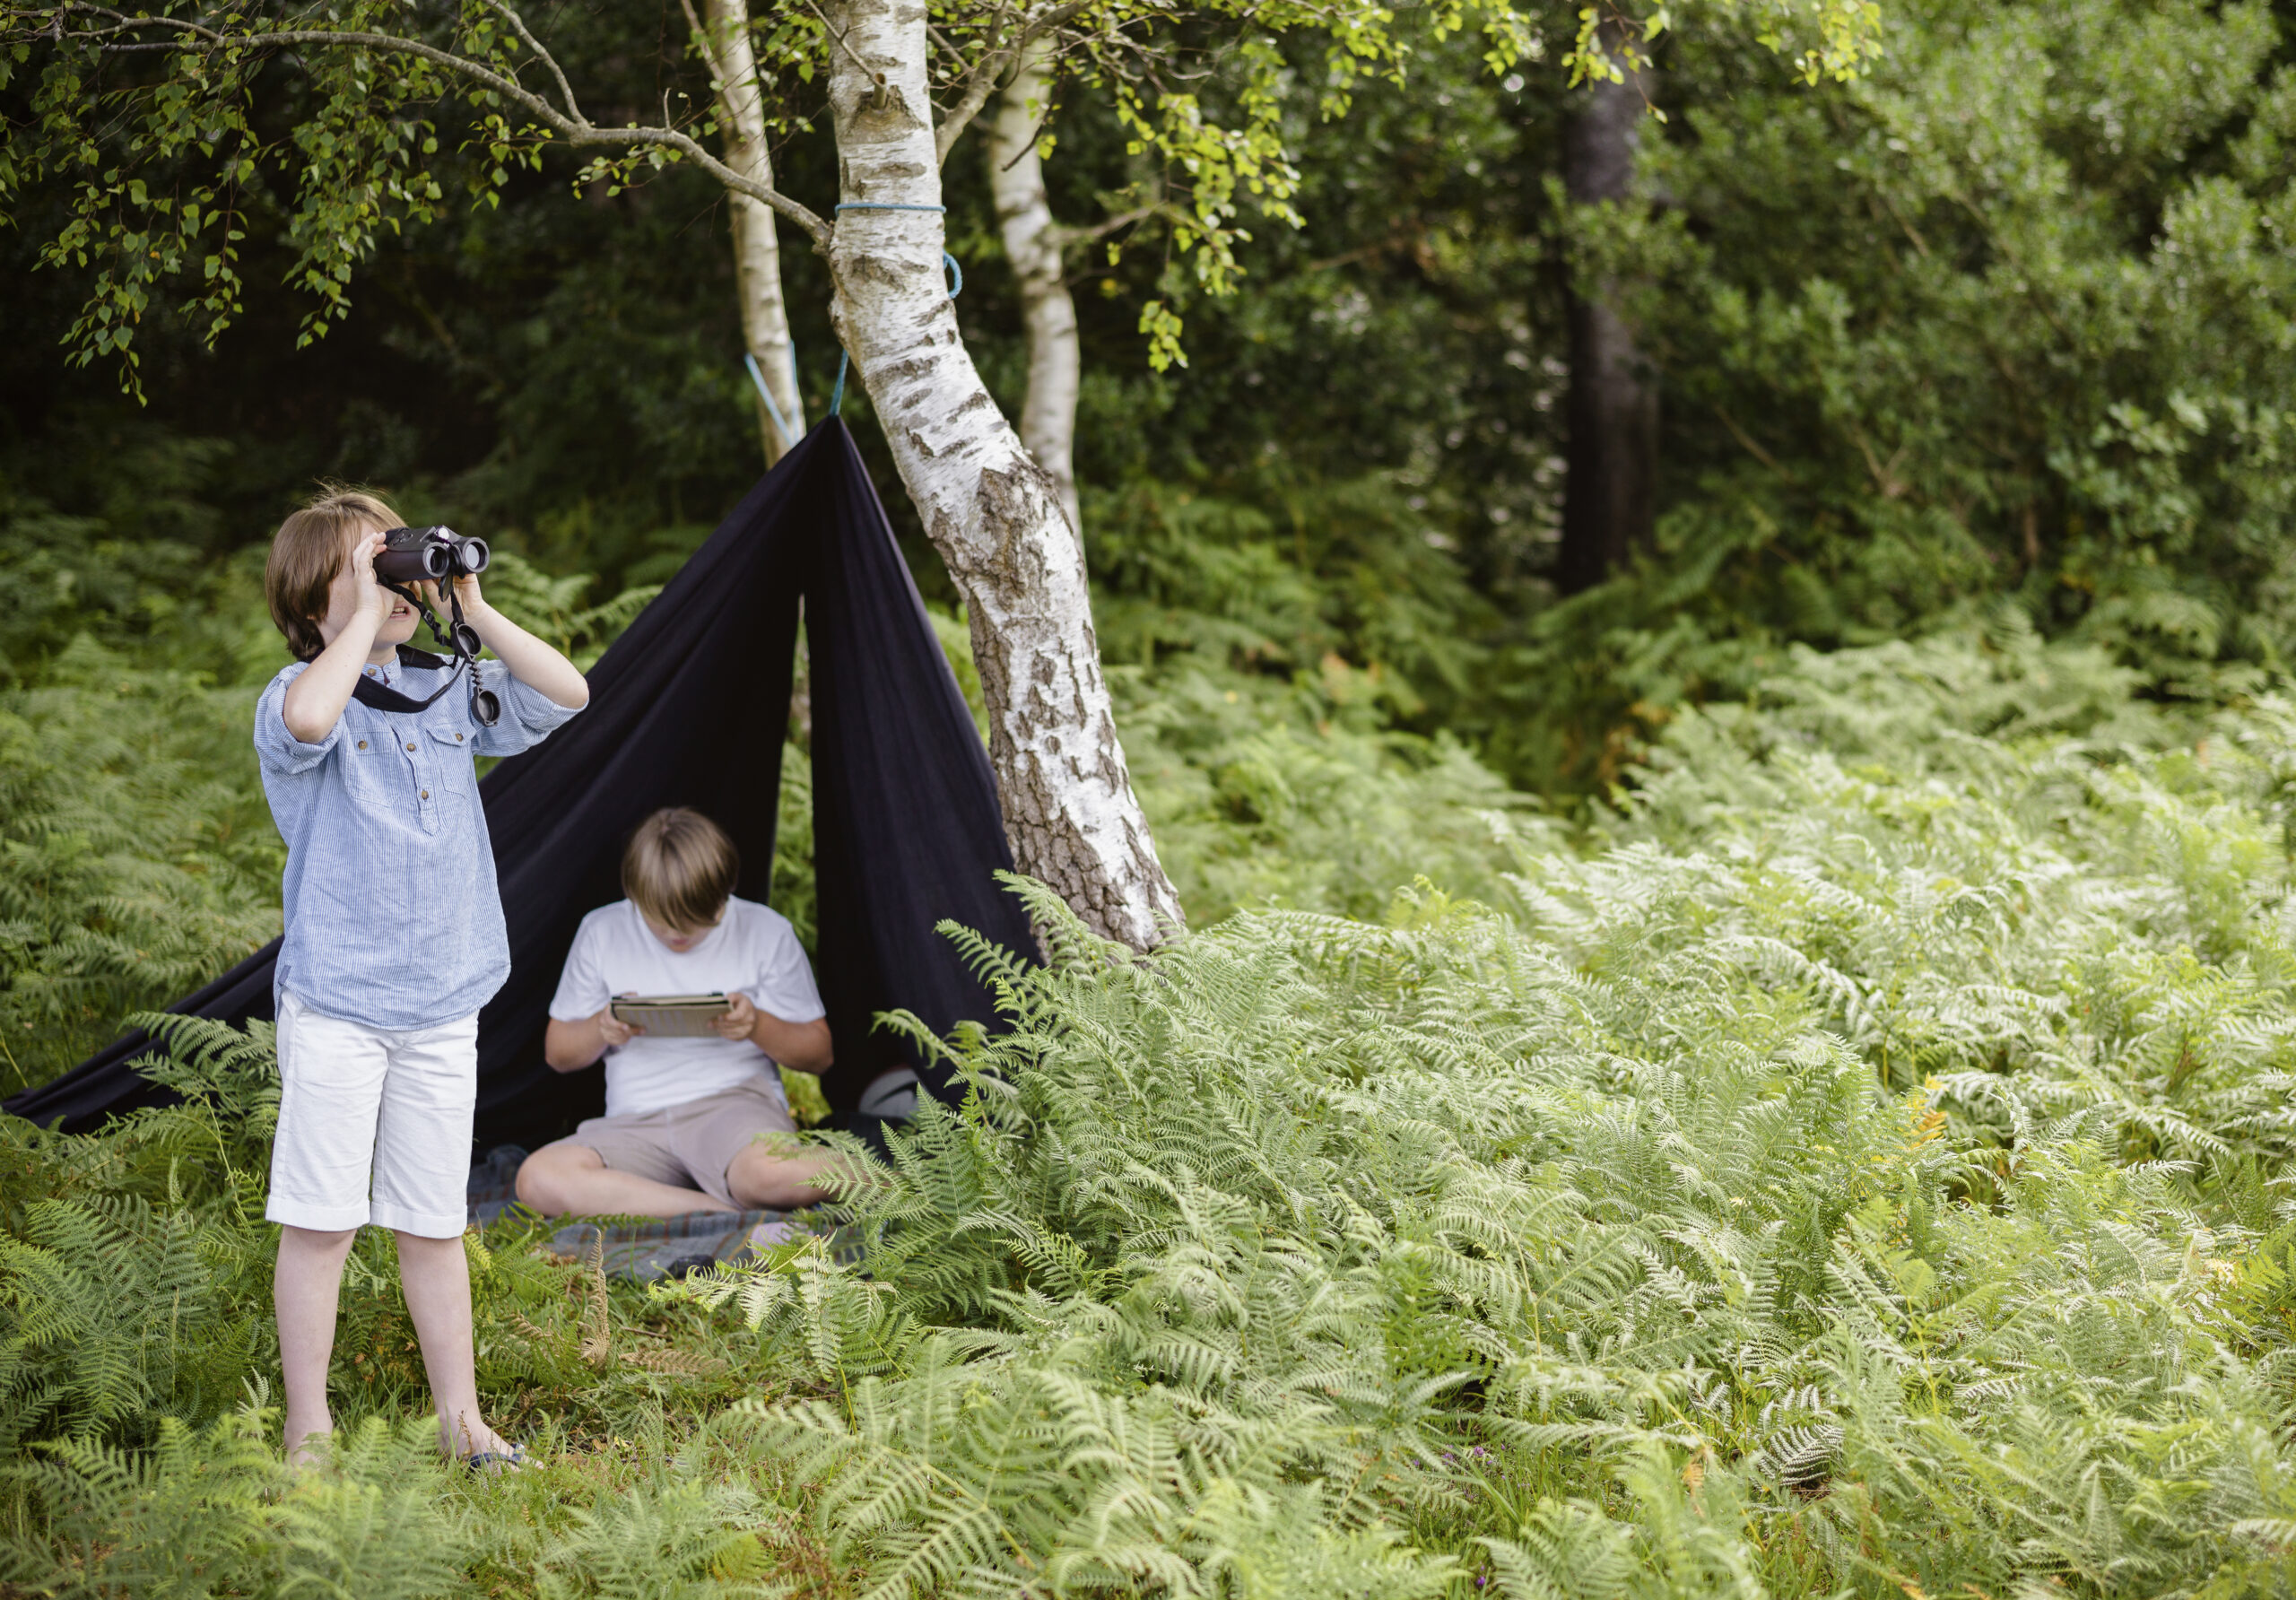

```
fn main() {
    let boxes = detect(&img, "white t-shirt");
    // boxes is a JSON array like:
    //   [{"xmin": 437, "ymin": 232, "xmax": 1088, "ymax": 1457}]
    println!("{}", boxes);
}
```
[{"xmin": 548, "ymin": 897, "xmax": 826, "ymax": 1118}]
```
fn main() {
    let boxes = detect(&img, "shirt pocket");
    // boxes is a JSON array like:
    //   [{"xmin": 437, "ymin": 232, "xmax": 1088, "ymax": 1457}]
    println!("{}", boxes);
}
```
[
  {"xmin": 427, "ymin": 724, "xmax": 474, "ymax": 796},
  {"xmin": 340, "ymin": 731, "xmax": 405, "ymax": 810}
]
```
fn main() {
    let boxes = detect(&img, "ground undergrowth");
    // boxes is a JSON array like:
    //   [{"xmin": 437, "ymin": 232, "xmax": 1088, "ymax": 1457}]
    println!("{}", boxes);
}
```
[{"xmin": 10, "ymin": 628, "xmax": 2296, "ymax": 1596}]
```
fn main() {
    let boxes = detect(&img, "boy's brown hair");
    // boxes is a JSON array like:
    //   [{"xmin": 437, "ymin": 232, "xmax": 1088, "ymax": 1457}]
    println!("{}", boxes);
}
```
[
  {"xmin": 623, "ymin": 808, "xmax": 741, "ymax": 932},
  {"xmin": 265, "ymin": 486, "xmax": 402, "ymax": 660}
]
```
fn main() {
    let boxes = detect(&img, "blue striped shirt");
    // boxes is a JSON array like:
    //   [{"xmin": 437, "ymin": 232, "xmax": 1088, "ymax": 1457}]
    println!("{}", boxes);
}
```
[{"xmin": 253, "ymin": 657, "xmax": 579, "ymax": 1030}]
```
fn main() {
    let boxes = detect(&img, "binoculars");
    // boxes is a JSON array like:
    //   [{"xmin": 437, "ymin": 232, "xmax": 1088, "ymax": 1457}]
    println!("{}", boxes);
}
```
[
  {"xmin": 375, "ymin": 525, "xmax": 491, "ymax": 585},
  {"xmin": 375, "ymin": 525, "xmax": 492, "ymax": 675}
]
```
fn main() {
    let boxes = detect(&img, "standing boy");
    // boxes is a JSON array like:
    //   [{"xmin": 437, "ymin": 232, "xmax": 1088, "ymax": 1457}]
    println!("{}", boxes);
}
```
[
  {"xmin": 516, "ymin": 807, "xmax": 838, "ymax": 1218},
  {"xmin": 257, "ymin": 487, "xmax": 588, "ymax": 1468}
]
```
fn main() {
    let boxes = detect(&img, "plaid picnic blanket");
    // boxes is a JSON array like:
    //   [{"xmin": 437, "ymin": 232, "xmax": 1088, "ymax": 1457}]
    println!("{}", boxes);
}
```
[
  {"xmin": 464, "ymin": 1143, "xmax": 855, "ymax": 1282},
  {"xmin": 465, "ymin": 1143, "xmax": 534, "ymax": 1229},
  {"xmin": 541, "ymin": 1207, "xmax": 801, "ymax": 1280}
]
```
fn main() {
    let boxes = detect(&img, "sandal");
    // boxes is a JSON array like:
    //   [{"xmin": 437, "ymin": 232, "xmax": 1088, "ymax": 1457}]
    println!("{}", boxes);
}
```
[{"xmin": 462, "ymin": 1445, "xmax": 528, "ymax": 1476}]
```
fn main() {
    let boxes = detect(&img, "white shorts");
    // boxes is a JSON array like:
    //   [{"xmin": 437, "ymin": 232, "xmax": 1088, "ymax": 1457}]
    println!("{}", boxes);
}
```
[{"xmin": 266, "ymin": 993, "xmax": 478, "ymax": 1239}]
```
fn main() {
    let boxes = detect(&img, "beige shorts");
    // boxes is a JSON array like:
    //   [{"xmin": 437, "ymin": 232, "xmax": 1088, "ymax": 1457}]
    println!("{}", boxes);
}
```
[{"xmin": 548, "ymin": 1080, "xmax": 796, "ymax": 1207}]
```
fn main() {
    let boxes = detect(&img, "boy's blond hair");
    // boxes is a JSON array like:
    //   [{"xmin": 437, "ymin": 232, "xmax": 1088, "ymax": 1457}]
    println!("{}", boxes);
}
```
[
  {"xmin": 623, "ymin": 808, "xmax": 741, "ymax": 932},
  {"xmin": 265, "ymin": 485, "xmax": 402, "ymax": 661}
]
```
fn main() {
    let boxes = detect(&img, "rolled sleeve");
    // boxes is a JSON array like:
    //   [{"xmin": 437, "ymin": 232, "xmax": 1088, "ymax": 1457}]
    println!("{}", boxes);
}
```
[
  {"xmin": 472, "ymin": 658, "xmax": 582, "ymax": 758},
  {"xmin": 253, "ymin": 666, "xmax": 340, "ymax": 775}
]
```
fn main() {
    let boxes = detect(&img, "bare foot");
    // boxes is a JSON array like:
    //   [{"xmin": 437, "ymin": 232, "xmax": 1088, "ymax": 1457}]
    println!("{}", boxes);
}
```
[
  {"xmin": 283, "ymin": 1413, "xmax": 332, "ymax": 1470},
  {"xmin": 442, "ymin": 1413, "xmax": 523, "ymax": 1468}
]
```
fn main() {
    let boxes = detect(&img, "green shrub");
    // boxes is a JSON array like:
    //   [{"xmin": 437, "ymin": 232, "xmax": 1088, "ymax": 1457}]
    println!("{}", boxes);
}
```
[
  {"xmin": 691, "ymin": 848, "xmax": 2296, "ymax": 1596},
  {"xmin": 1106, "ymin": 656, "xmax": 1530, "ymax": 926},
  {"xmin": 667, "ymin": 634, "xmax": 2296, "ymax": 1596},
  {"xmin": 0, "ymin": 643, "xmax": 285, "ymax": 1094}
]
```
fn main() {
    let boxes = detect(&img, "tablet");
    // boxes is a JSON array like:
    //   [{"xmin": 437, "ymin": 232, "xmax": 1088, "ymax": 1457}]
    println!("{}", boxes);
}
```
[{"xmin": 608, "ymin": 993, "xmax": 731, "ymax": 1037}]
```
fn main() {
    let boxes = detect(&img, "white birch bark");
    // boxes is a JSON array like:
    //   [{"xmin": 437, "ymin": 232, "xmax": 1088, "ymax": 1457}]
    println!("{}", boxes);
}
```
[
  {"xmin": 984, "ymin": 41, "xmax": 1083, "ymax": 543},
  {"xmin": 821, "ymin": 0, "xmax": 1182, "ymax": 948},
  {"xmin": 692, "ymin": 0, "xmax": 805, "ymax": 463}
]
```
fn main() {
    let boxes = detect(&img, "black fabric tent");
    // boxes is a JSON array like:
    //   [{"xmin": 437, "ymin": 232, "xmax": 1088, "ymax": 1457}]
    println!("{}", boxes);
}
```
[{"xmin": 4, "ymin": 419, "xmax": 1037, "ymax": 1150}]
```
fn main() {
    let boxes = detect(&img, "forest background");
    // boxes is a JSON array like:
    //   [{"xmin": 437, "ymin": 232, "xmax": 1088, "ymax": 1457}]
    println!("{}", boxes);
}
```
[
  {"xmin": 7, "ymin": 0, "xmax": 2292, "ymax": 1089},
  {"xmin": 8, "ymin": 0, "xmax": 2296, "ymax": 1594}
]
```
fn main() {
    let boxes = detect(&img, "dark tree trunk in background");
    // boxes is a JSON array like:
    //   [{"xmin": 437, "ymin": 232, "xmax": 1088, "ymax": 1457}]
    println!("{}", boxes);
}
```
[{"xmin": 1556, "ymin": 30, "xmax": 1659, "ymax": 595}]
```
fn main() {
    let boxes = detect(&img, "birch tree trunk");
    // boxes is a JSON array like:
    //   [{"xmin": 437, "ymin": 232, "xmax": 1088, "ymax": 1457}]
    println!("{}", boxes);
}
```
[
  {"xmin": 694, "ymin": 0, "xmax": 805, "ymax": 464},
  {"xmin": 984, "ymin": 41, "xmax": 1083, "ymax": 544},
  {"xmin": 822, "ymin": 0, "xmax": 1184, "ymax": 948}
]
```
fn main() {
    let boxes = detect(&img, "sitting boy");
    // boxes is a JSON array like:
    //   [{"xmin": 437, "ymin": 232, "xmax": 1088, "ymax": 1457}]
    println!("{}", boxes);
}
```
[{"xmin": 516, "ymin": 807, "xmax": 838, "ymax": 1217}]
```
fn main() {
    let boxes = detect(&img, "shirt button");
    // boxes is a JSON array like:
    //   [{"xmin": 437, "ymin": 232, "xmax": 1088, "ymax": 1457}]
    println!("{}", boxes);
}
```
[
  {"xmin": 356, "ymin": 740, "xmax": 367, "ymax": 750},
  {"xmin": 406, "ymin": 742, "xmax": 416, "ymax": 752},
  {"xmin": 456, "ymin": 733, "xmax": 465, "ymax": 742},
  {"xmin": 422, "ymin": 789, "xmax": 430, "ymax": 800}
]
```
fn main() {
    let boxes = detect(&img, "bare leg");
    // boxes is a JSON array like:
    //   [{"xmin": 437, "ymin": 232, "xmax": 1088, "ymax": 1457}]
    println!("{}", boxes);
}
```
[
  {"xmin": 395, "ymin": 1231, "xmax": 516, "ymax": 1460},
  {"xmin": 726, "ymin": 1144, "xmax": 841, "ymax": 1210},
  {"xmin": 515, "ymin": 1142, "xmax": 732, "ymax": 1218},
  {"xmin": 275, "ymin": 1224, "xmax": 360, "ymax": 1466}
]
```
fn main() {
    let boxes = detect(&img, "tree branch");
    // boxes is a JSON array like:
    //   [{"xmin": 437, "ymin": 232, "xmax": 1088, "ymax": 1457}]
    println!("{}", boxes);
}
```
[
  {"xmin": 933, "ymin": 4, "xmax": 1019, "ymax": 167},
  {"xmin": 477, "ymin": 0, "xmax": 578, "ymax": 122},
  {"xmin": 1059, "ymin": 204, "xmax": 1155, "ymax": 248},
  {"xmin": 798, "ymin": 0, "xmax": 883, "ymax": 88},
  {"xmin": 933, "ymin": 1, "xmax": 1087, "ymax": 168},
  {"xmin": 52, "ymin": 3, "xmax": 831, "ymax": 247},
  {"xmin": 1712, "ymin": 405, "xmax": 1792, "ymax": 480},
  {"xmin": 676, "ymin": 0, "xmax": 716, "ymax": 75}
]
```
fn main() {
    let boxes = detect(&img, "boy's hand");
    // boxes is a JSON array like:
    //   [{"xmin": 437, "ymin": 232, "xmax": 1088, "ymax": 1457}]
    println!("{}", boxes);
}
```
[
  {"xmin": 454, "ymin": 560, "xmax": 588, "ymax": 710},
  {"xmin": 596, "ymin": 997, "xmax": 639, "ymax": 1047},
  {"xmin": 714, "ymin": 992, "xmax": 758, "ymax": 1042},
  {"xmin": 352, "ymin": 532, "xmax": 392, "ymax": 622}
]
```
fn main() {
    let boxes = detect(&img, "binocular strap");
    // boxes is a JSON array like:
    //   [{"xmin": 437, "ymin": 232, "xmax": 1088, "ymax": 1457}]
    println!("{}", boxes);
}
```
[
  {"xmin": 365, "ymin": 586, "xmax": 502, "ymax": 727},
  {"xmin": 349, "ymin": 644, "xmax": 500, "ymax": 726},
  {"xmin": 350, "ymin": 647, "xmax": 466, "ymax": 716}
]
